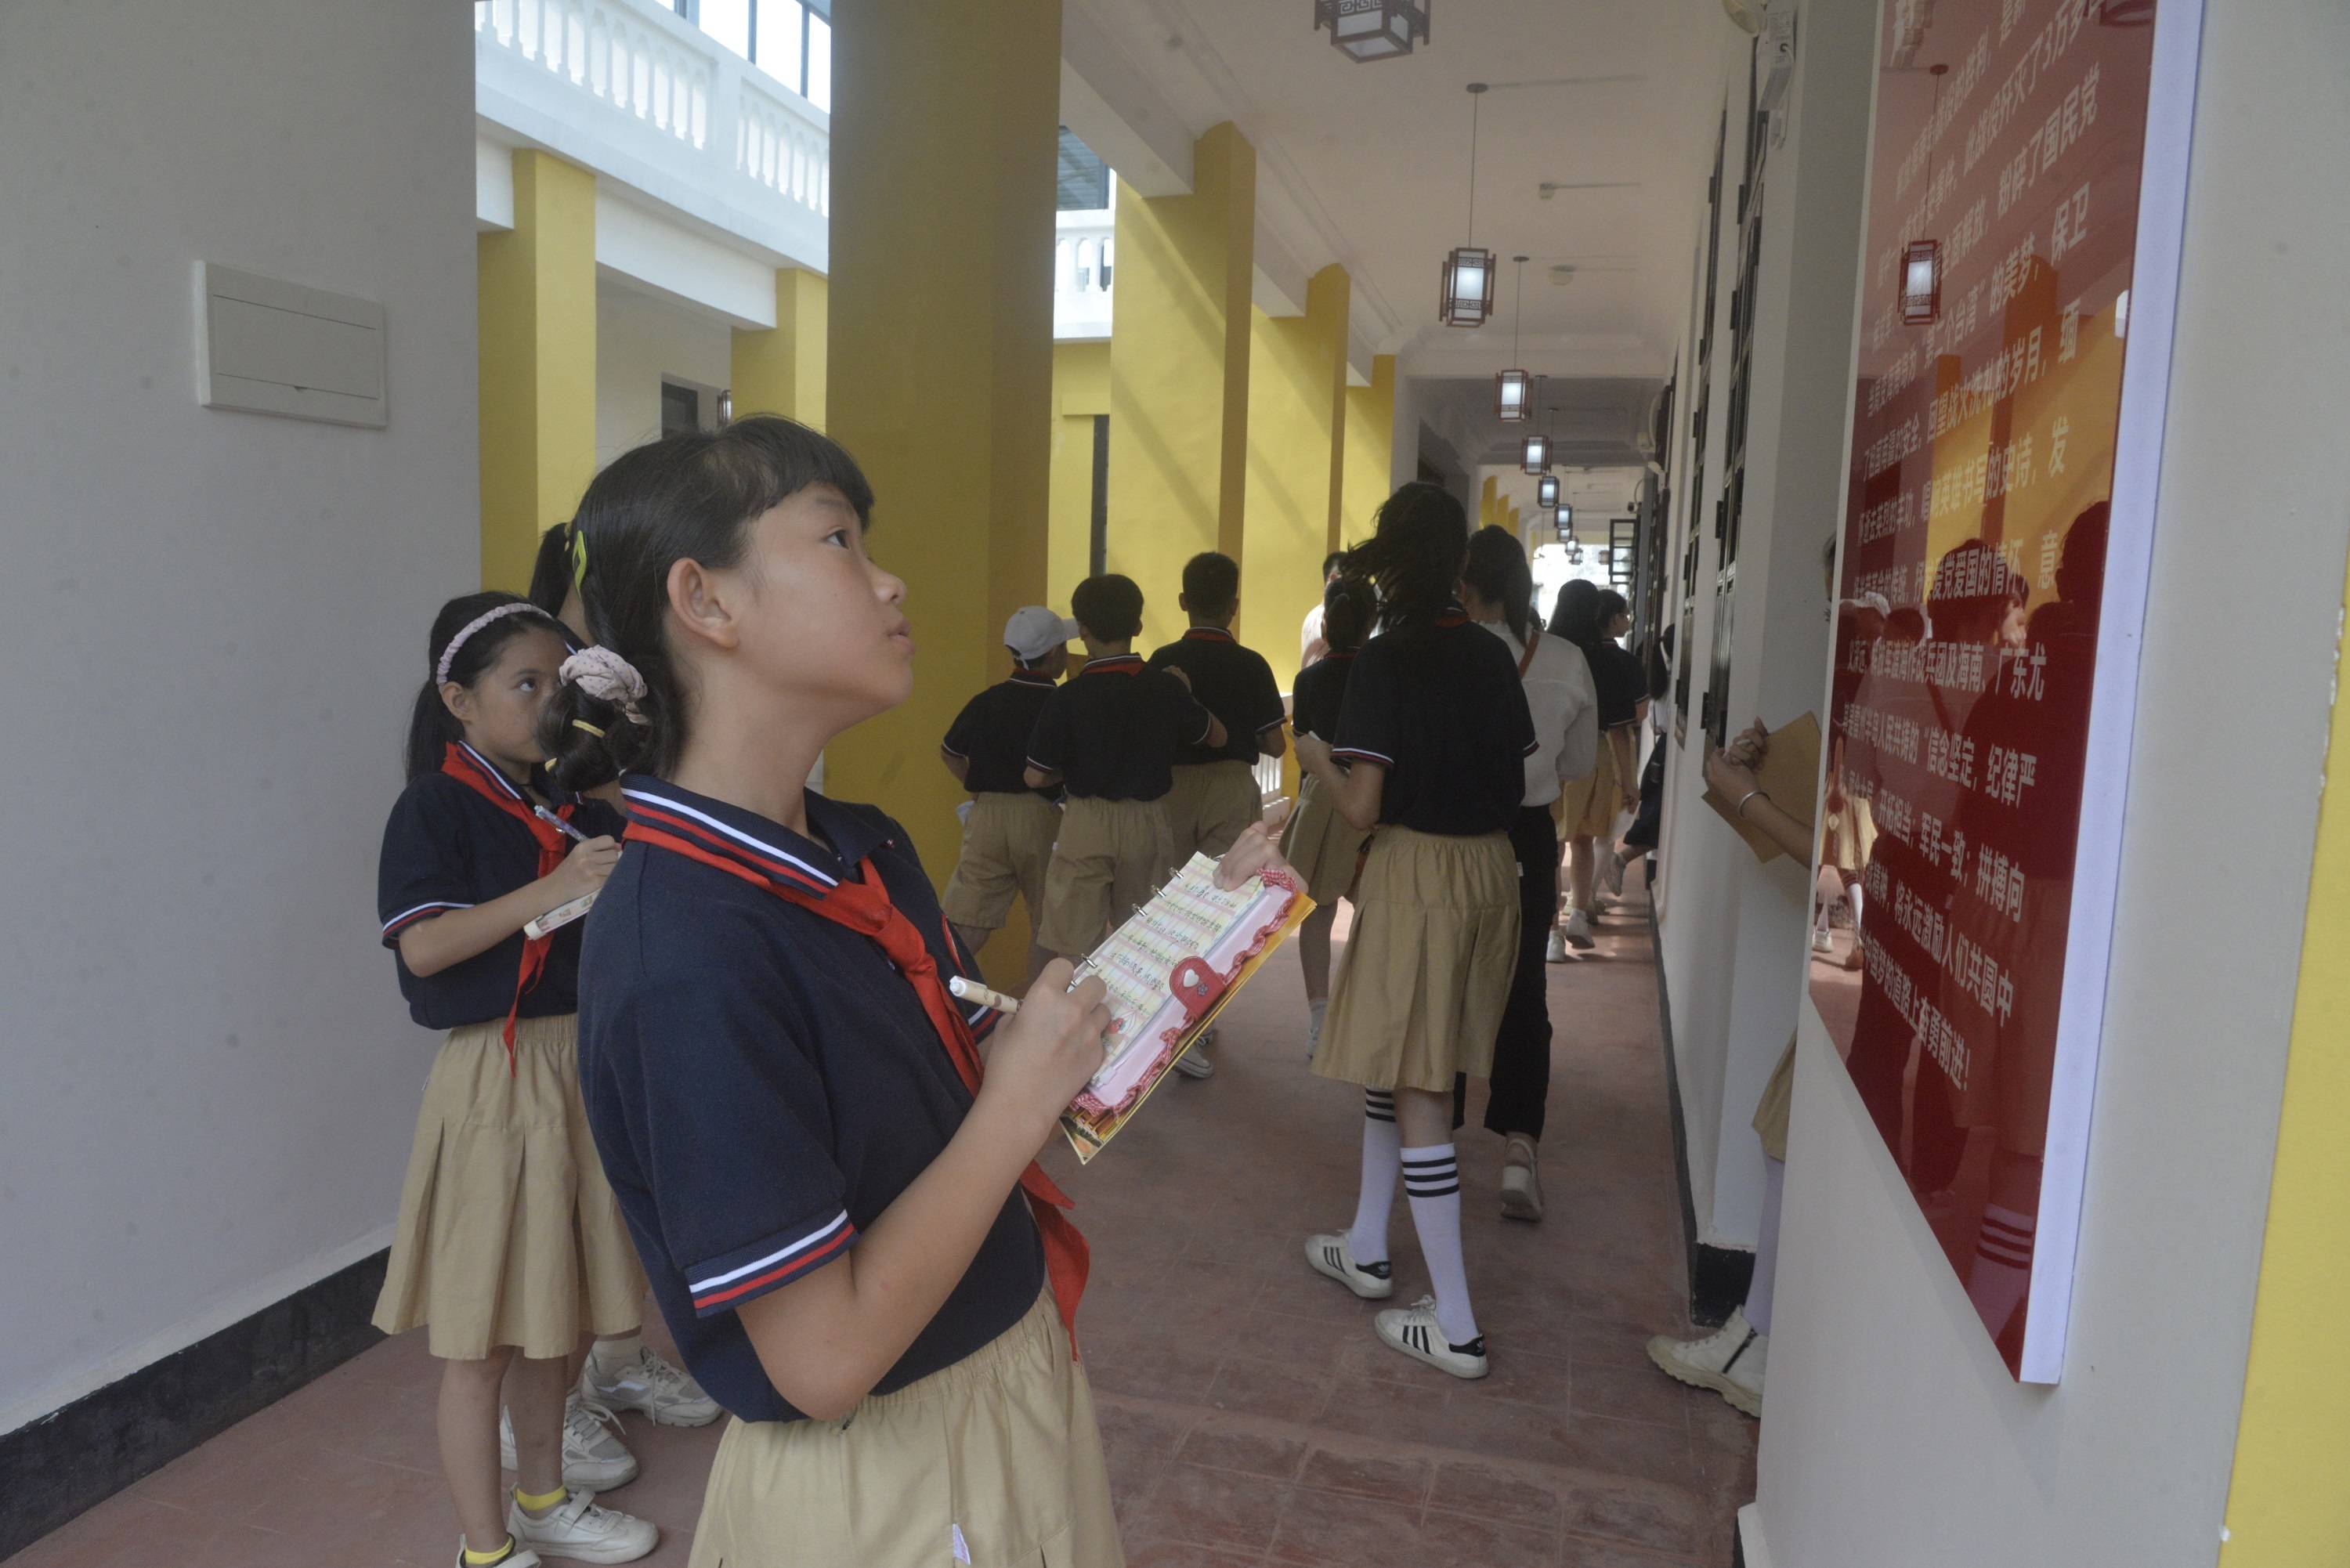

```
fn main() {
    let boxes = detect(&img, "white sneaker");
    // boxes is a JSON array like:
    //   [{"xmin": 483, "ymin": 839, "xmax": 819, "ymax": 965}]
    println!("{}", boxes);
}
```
[
  {"xmin": 1172, "ymin": 1028, "xmax": 1215, "ymax": 1079},
  {"xmin": 1373, "ymin": 1296, "xmax": 1489, "ymax": 1380},
  {"xmin": 507, "ymin": 1490, "xmax": 659, "ymax": 1565},
  {"xmin": 453, "ymin": 1540, "xmax": 543, "ymax": 1568},
  {"xmin": 1562, "ymin": 910, "xmax": 1596, "ymax": 950},
  {"xmin": 1545, "ymin": 928, "xmax": 1569, "ymax": 964},
  {"xmin": 1303, "ymin": 1230, "xmax": 1394, "ymax": 1299},
  {"xmin": 499, "ymin": 1394, "xmax": 638, "ymax": 1492},
  {"xmin": 1646, "ymin": 1306, "xmax": 1767, "ymax": 1417},
  {"xmin": 1811, "ymin": 925, "xmax": 1835, "ymax": 954},
  {"xmin": 583, "ymin": 1346, "xmax": 719, "ymax": 1428},
  {"xmin": 1499, "ymin": 1136, "xmax": 1543, "ymax": 1223}
]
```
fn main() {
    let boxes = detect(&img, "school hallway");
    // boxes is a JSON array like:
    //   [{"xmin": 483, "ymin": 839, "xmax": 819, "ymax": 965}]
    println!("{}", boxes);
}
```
[{"xmin": 3, "ymin": 891, "xmax": 1751, "ymax": 1568}]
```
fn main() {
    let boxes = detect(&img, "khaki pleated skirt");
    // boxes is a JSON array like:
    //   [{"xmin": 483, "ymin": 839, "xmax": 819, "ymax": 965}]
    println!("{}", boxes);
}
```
[
  {"xmin": 1752, "ymin": 1036, "xmax": 1797, "ymax": 1162},
  {"xmin": 372, "ymin": 1013, "xmax": 647, "ymax": 1360},
  {"xmin": 689, "ymin": 1289, "xmax": 1122, "ymax": 1568},
  {"xmin": 1556, "ymin": 735, "xmax": 1623, "ymax": 840},
  {"xmin": 1278, "ymin": 771, "xmax": 1369, "ymax": 905},
  {"xmin": 1314, "ymin": 826, "xmax": 1520, "ymax": 1093}
]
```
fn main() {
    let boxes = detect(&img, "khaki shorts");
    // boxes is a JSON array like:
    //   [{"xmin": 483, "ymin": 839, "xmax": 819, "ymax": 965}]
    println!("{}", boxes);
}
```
[
  {"xmin": 689, "ymin": 1288, "xmax": 1122, "ymax": 1568},
  {"xmin": 1159, "ymin": 760, "xmax": 1264, "ymax": 869},
  {"xmin": 1314, "ymin": 827, "xmax": 1520, "ymax": 1093},
  {"xmin": 1036, "ymin": 797, "xmax": 1173, "ymax": 957},
  {"xmin": 941, "ymin": 792, "xmax": 1061, "ymax": 932},
  {"xmin": 371, "ymin": 1015, "xmax": 648, "ymax": 1360}
]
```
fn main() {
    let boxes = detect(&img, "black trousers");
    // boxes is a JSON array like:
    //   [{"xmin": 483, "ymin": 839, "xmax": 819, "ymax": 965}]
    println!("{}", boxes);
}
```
[{"xmin": 1454, "ymin": 807, "xmax": 1560, "ymax": 1141}]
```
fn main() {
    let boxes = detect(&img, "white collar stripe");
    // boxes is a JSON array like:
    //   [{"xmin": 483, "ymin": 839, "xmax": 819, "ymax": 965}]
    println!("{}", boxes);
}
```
[
  {"xmin": 457, "ymin": 742, "xmax": 525, "ymax": 801},
  {"xmin": 382, "ymin": 900, "xmax": 473, "ymax": 930},
  {"xmin": 620, "ymin": 788, "xmax": 841, "ymax": 887}
]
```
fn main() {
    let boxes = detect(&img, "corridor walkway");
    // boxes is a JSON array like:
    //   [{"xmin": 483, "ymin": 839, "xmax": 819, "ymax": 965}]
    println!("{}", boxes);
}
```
[{"xmin": 7, "ymin": 896, "xmax": 1753, "ymax": 1568}]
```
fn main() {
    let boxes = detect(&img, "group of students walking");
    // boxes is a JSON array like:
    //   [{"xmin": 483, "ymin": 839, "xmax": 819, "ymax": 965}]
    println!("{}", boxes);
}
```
[{"xmin": 369, "ymin": 414, "xmax": 1654, "ymax": 1568}]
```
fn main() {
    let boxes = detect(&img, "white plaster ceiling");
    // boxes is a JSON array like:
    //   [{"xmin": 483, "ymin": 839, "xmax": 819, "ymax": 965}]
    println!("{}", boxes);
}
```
[{"xmin": 1066, "ymin": 0, "xmax": 1746, "ymax": 374}]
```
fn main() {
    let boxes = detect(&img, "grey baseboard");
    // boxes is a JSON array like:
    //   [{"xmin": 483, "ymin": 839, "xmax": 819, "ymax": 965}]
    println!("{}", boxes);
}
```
[{"xmin": 0, "ymin": 1249, "xmax": 389, "ymax": 1559}]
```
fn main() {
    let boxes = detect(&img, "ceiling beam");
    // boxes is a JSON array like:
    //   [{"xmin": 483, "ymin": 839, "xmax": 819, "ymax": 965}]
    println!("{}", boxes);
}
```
[{"xmin": 1061, "ymin": 2, "xmax": 1194, "ymax": 197}]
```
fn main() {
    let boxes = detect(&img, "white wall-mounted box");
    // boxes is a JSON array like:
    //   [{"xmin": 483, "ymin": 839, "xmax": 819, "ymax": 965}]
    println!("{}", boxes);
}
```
[{"xmin": 194, "ymin": 262, "xmax": 388, "ymax": 428}]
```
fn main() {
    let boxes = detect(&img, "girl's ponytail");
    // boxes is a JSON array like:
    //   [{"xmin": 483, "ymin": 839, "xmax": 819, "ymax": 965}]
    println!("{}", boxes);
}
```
[
  {"xmin": 540, "ymin": 647, "xmax": 651, "ymax": 793},
  {"xmin": 1343, "ymin": 482, "xmax": 1472, "ymax": 630}
]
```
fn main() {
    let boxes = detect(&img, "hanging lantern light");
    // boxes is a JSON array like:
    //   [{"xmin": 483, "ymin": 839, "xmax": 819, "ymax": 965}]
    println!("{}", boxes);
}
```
[
  {"xmin": 1900, "ymin": 239, "xmax": 1941, "ymax": 325},
  {"xmin": 1521, "ymin": 432, "xmax": 1550, "ymax": 475},
  {"xmin": 1441, "ymin": 85, "xmax": 1495, "ymax": 327},
  {"xmin": 1313, "ymin": 0, "xmax": 1431, "ymax": 62},
  {"xmin": 1537, "ymin": 473, "xmax": 1560, "ymax": 508},
  {"xmin": 1495, "ymin": 257, "xmax": 1531, "ymax": 419},
  {"xmin": 1554, "ymin": 504, "xmax": 1573, "ymax": 535}
]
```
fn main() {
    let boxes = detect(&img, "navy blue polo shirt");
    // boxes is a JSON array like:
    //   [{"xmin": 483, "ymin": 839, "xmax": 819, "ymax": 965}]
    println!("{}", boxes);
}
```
[
  {"xmin": 942, "ymin": 671, "xmax": 1061, "ymax": 799},
  {"xmin": 576, "ymin": 777, "xmax": 1044, "ymax": 1425},
  {"xmin": 1147, "ymin": 629, "xmax": 1288, "ymax": 765},
  {"xmin": 1289, "ymin": 649, "xmax": 1357, "ymax": 742},
  {"xmin": 377, "ymin": 744, "xmax": 624, "ymax": 1030},
  {"xmin": 1331, "ymin": 609, "xmax": 1538, "ymax": 837},
  {"xmin": 1025, "ymin": 653, "xmax": 1215, "ymax": 802}
]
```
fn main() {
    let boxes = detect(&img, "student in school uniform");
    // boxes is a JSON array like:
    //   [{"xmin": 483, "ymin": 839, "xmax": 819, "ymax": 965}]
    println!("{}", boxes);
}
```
[
  {"xmin": 1548, "ymin": 581, "xmax": 1647, "ymax": 953},
  {"xmin": 938, "ymin": 606, "xmax": 1079, "ymax": 981},
  {"xmin": 522, "ymin": 522, "xmax": 721, "ymax": 1440},
  {"xmin": 1148, "ymin": 551, "xmax": 1289, "ymax": 870},
  {"xmin": 545, "ymin": 416, "xmax": 1289, "ymax": 1566},
  {"xmin": 375, "ymin": 591, "xmax": 664, "ymax": 1568},
  {"xmin": 1449, "ymin": 527, "xmax": 1597, "ymax": 1223},
  {"xmin": 1282, "ymin": 573, "xmax": 1377, "ymax": 1057},
  {"xmin": 1292, "ymin": 484, "xmax": 1538, "ymax": 1381},
  {"xmin": 1025, "ymin": 576, "xmax": 1227, "ymax": 1074},
  {"xmin": 1299, "ymin": 550, "xmax": 1348, "ymax": 670}
]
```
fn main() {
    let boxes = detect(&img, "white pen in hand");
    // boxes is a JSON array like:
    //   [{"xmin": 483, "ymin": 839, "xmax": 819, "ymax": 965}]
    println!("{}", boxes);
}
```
[{"xmin": 947, "ymin": 975, "xmax": 1024, "ymax": 1015}]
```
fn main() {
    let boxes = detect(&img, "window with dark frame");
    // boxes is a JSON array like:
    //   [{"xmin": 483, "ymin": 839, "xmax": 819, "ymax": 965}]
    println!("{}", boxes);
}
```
[
  {"xmin": 672, "ymin": 0, "xmax": 830, "ymax": 110},
  {"xmin": 660, "ymin": 381, "xmax": 702, "ymax": 437},
  {"xmin": 1058, "ymin": 128, "xmax": 1111, "ymax": 212}
]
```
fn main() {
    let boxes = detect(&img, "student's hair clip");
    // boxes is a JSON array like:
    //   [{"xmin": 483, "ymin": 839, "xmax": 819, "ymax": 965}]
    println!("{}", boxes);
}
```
[
  {"xmin": 569, "ymin": 525, "xmax": 589, "ymax": 590},
  {"xmin": 570, "ymin": 718, "xmax": 606, "ymax": 739}
]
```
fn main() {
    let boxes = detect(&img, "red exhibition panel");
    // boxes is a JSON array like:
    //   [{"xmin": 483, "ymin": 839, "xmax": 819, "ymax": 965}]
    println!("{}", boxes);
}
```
[{"xmin": 1811, "ymin": 0, "xmax": 2198, "ymax": 1381}]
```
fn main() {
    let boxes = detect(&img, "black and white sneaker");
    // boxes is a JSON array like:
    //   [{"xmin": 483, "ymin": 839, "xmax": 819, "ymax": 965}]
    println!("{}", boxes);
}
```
[
  {"xmin": 1303, "ymin": 1230, "xmax": 1394, "ymax": 1299},
  {"xmin": 1374, "ymin": 1296, "xmax": 1489, "ymax": 1380}
]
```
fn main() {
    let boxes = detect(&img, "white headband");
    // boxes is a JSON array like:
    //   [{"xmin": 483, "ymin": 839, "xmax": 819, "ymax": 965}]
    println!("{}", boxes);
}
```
[
  {"xmin": 559, "ymin": 646, "xmax": 649, "ymax": 721},
  {"xmin": 436, "ymin": 602, "xmax": 546, "ymax": 685}
]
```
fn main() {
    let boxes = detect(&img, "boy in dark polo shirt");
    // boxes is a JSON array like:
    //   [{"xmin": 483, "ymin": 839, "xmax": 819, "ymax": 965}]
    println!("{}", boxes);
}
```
[
  {"xmin": 1148, "ymin": 551, "xmax": 1289, "ymax": 871},
  {"xmin": 939, "ymin": 605, "xmax": 1078, "ymax": 982},
  {"xmin": 1025, "ymin": 573, "xmax": 1226, "ymax": 985}
]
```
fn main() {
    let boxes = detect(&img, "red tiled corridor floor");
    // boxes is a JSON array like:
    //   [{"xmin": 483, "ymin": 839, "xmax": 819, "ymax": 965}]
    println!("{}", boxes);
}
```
[{"xmin": 9, "ymin": 892, "xmax": 1755, "ymax": 1567}]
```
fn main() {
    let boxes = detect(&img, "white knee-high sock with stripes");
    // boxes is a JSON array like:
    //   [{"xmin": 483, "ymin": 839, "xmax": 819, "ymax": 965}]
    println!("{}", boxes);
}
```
[
  {"xmin": 1402, "ymin": 1143, "xmax": 1480, "ymax": 1346},
  {"xmin": 1347, "ymin": 1090, "xmax": 1401, "ymax": 1266}
]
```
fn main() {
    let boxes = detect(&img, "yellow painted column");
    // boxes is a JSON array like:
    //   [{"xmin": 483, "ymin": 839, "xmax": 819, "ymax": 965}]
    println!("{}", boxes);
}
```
[
  {"xmin": 1048, "ymin": 340, "xmax": 1110, "ymax": 612},
  {"xmin": 730, "ymin": 269, "xmax": 828, "ymax": 428},
  {"xmin": 1340, "ymin": 353, "xmax": 1396, "ymax": 547},
  {"xmin": 2218, "ymin": 553, "xmax": 2350, "ymax": 1565},
  {"xmin": 824, "ymin": 0, "xmax": 1059, "ymax": 984},
  {"xmin": 1240, "ymin": 264, "xmax": 1349, "ymax": 692},
  {"xmin": 1106, "ymin": 125, "xmax": 1256, "ymax": 653},
  {"xmin": 477, "ymin": 149, "xmax": 596, "ymax": 594},
  {"xmin": 1480, "ymin": 474, "xmax": 1499, "ymax": 528}
]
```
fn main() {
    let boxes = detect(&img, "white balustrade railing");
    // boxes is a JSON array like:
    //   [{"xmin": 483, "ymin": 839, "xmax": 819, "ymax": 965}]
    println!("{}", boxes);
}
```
[
  {"xmin": 478, "ymin": 0, "xmax": 830, "ymax": 248},
  {"xmin": 1054, "ymin": 210, "xmax": 1115, "ymax": 340}
]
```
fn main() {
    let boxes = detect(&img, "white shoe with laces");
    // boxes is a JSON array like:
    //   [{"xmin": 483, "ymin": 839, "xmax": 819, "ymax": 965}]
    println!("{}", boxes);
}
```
[
  {"xmin": 582, "ymin": 1346, "xmax": 719, "ymax": 1428},
  {"xmin": 1646, "ymin": 1306, "xmax": 1767, "ymax": 1417},
  {"xmin": 1545, "ymin": 928, "xmax": 1569, "ymax": 964},
  {"xmin": 453, "ymin": 1541, "xmax": 542, "ymax": 1568},
  {"xmin": 1562, "ymin": 910, "xmax": 1596, "ymax": 950},
  {"xmin": 499, "ymin": 1394, "xmax": 638, "ymax": 1492},
  {"xmin": 1303, "ymin": 1230, "xmax": 1394, "ymax": 1299},
  {"xmin": 506, "ymin": 1490, "xmax": 659, "ymax": 1565},
  {"xmin": 1172, "ymin": 1026, "xmax": 1216, "ymax": 1078},
  {"xmin": 1499, "ymin": 1136, "xmax": 1543, "ymax": 1223},
  {"xmin": 1373, "ymin": 1296, "xmax": 1489, "ymax": 1379}
]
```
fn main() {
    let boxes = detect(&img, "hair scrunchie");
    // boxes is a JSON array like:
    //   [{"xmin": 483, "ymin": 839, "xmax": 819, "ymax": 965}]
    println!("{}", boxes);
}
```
[{"xmin": 559, "ymin": 646, "xmax": 649, "ymax": 724}]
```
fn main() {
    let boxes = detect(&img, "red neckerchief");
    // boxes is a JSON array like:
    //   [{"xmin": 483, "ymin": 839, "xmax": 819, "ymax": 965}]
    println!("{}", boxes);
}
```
[
  {"xmin": 621, "ymin": 811, "xmax": 1090, "ymax": 1357},
  {"xmin": 1080, "ymin": 654, "xmax": 1145, "ymax": 676},
  {"xmin": 440, "ymin": 742, "xmax": 575, "ymax": 1072}
]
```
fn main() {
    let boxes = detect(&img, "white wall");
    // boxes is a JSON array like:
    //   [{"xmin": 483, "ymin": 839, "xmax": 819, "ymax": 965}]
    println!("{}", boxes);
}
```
[
  {"xmin": 0, "ymin": 1, "xmax": 478, "ymax": 1433},
  {"xmin": 595, "ymin": 281, "xmax": 736, "ymax": 468},
  {"xmin": 1754, "ymin": 2, "xmax": 2350, "ymax": 1563}
]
